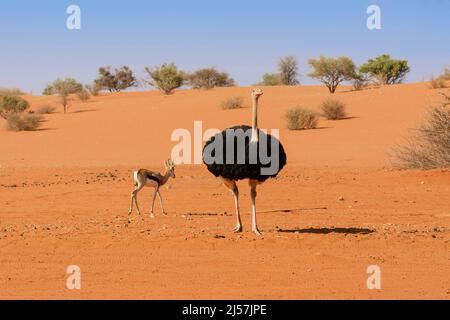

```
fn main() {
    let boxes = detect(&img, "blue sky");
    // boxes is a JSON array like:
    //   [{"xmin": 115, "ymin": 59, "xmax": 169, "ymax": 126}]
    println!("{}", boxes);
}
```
[{"xmin": 0, "ymin": 0, "xmax": 449, "ymax": 94}]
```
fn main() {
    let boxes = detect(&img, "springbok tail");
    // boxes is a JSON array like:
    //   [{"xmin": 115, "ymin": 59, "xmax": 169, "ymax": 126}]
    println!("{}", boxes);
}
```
[{"xmin": 133, "ymin": 170, "xmax": 139, "ymax": 187}]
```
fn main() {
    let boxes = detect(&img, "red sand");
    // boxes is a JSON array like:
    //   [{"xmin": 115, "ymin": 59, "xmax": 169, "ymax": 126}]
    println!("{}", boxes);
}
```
[{"xmin": 0, "ymin": 83, "xmax": 449, "ymax": 299}]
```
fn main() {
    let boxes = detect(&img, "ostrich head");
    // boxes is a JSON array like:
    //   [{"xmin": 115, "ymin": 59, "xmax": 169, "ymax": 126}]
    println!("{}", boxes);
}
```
[{"xmin": 252, "ymin": 88, "xmax": 264, "ymax": 99}]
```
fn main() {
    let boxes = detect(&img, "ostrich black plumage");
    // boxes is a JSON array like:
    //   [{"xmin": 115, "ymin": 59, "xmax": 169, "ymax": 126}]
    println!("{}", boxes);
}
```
[{"xmin": 203, "ymin": 89, "xmax": 287, "ymax": 235}]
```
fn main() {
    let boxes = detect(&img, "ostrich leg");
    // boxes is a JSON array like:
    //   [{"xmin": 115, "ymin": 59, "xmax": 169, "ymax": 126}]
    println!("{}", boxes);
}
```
[
  {"xmin": 249, "ymin": 179, "xmax": 262, "ymax": 236},
  {"xmin": 221, "ymin": 178, "xmax": 242, "ymax": 233}
]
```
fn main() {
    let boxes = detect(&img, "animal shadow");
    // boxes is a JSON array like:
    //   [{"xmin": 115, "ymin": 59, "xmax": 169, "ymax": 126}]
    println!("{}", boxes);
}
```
[{"xmin": 277, "ymin": 227, "xmax": 375, "ymax": 235}]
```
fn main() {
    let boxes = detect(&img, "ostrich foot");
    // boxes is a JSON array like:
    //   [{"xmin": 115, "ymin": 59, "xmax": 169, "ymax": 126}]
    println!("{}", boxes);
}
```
[
  {"xmin": 233, "ymin": 225, "xmax": 243, "ymax": 233},
  {"xmin": 150, "ymin": 212, "xmax": 155, "ymax": 219}
]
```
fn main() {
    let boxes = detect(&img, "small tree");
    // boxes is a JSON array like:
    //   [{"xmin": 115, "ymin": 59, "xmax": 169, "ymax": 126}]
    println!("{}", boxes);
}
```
[
  {"xmin": 186, "ymin": 67, "xmax": 235, "ymax": 89},
  {"xmin": 94, "ymin": 66, "xmax": 137, "ymax": 92},
  {"xmin": 258, "ymin": 73, "xmax": 281, "ymax": 86},
  {"xmin": 144, "ymin": 63, "xmax": 185, "ymax": 95},
  {"xmin": 308, "ymin": 56, "xmax": 356, "ymax": 93},
  {"xmin": 0, "ymin": 95, "xmax": 30, "ymax": 119},
  {"xmin": 85, "ymin": 83, "xmax": 102, "ymax": 96},
  {"xmin": 359, "ymin": 54, "xmax": 410, "ymax": 85},
  {"xmin": 44, "ymin": 78, "xmax": 83, "ymax": 113},
  {"xmin": 278, "ymin": 56, "xmax": 299, "ymax": 86}
]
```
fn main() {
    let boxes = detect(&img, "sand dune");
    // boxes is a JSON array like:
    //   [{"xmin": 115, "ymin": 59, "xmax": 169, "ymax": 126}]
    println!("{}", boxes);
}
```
[
  {"xmin": 1, "ymin": 83, "xmax": 444, "ymax": 168},
  {"xmin": 0, "ymin": 83, "xmax": 449, "ymax": 299}
]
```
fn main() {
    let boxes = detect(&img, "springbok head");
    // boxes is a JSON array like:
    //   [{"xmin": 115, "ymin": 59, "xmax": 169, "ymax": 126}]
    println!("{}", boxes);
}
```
[{"xmin": 164, "ymin": 159, "xmax": 176, "ymax": 178}]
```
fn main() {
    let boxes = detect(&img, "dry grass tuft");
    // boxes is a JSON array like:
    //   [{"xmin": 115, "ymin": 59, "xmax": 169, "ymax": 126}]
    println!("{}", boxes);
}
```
[
  {"xmin": 392, "ymin": 93, "xmax": 450, "ymax": 170},
  {"xmin": 36, "ymin": 105, "xmax": 56, "ymax": 114},
  {"xmin": 6, "ymin": 113, "xmax": 43, "ymax": 131},
  {"xmin": 285, "ymin": 107, "xmax": 318, "ymax": 130},
  {"xmin": 220, "ymin": 96, "xmax": 244, "ymax": 110},
  {"xmin": 321, "ymin": 99, "xmax": 347, "ymax": 120}
]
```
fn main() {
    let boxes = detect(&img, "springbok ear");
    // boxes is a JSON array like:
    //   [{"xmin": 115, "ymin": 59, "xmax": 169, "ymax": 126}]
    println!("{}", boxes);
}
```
[
  {"xmin": 169, "ymin": 159, "xmax": 176, "ymax": 168},
  {"xmin": 164, "ymin": 160, "xmax": 169, "ymax": 169}
]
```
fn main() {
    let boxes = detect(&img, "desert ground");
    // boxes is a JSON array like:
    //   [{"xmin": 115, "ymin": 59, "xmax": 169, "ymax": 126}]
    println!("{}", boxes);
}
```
[{"xmin": 0, "ymin": 83, "xmax": 449, "ymax": 299}]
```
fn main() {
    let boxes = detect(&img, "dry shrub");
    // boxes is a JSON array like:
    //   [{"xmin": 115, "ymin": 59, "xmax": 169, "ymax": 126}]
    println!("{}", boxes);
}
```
[
  {"xmin": 36, "ymin": 105, "xmax": 56, "ymax": 114},
  {"xmin": 77, "ymin": 90, "xmax": 91, "ymax": 102},
  {"xmin": 285, "ymin": 107, "xmax": 318, "ymax": 130},
  {"xmin": 0, "ymin": 88, "xmax": 25, "ymax": 96},
  {"xmin": 186, "ymin": 68, "xmax": 235, "ymax": 89},
  {"xmin": 6, "ymin": 113, "xmax": 42, "ymax": 131},
  {"xmin": 321, "ymin": 99, "xmax": 347, "ymax": 120},
  {"xmin": 392, "ymin": 94, "xmax": 450, "ymax": 169},
  {"xmin": 85, "ymin": 84, "xmax": 101, "ymax": 96},
  {"xmin": 220, "ymin": 96, "xmax": 244, "ymax": 110},
  {"xmin": 144, "ymin": 63, "xmax": 184, "ymax": 95},
  {"xmin": 430, "ymin": 77, "xmax": 447, "ymax": 89}
]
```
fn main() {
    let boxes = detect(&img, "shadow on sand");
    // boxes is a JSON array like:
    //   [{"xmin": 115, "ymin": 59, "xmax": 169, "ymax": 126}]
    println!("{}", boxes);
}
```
[{"xmin": 277, "ymin": 227, "xmax": 375, "ymax": 235}]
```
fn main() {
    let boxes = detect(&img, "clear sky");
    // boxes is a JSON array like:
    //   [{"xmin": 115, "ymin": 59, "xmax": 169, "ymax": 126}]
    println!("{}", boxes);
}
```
[{"xmin": 0, "ymin": 0, "xmax": 449, "ymax": 94}]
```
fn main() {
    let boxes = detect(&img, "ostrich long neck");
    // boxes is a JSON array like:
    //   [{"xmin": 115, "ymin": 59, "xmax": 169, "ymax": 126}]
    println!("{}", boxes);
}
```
[{"xmin": 251, "ymin": 96, "xmax": 259, "ymax": 142}]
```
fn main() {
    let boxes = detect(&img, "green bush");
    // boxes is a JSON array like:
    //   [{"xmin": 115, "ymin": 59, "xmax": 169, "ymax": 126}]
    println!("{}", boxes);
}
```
[
  {"xmin": 220, "ymin": 96, "xmax": 244, "ymax": 110},
  {"xmin": 186, "ymin": 68, "xmax": 235, "ymax": 89},
  {"xmin": 6, "ymin": 113, "xmax": 42, "ymax": 131},
  {"xmin": 258, "ymin": 73, "xmax": 281, "ymax": 86},
  {"xmin": 36, "ymin": 105, "xmax": 56, "ymax": 114},
  {"xmin": 321, "ymin": 99, "xmax": 347, "ymax": 120},
  {"xmin": 0, "ymin": 95, "xmax": 30, "ymax": 119},
  {"xmin": 359, "ymin": 54, "xmax": 410, "ymax": 85},
  {"xmin": 144, "ymin": 63, "xmax": 185, "ymax": 95},
  {"xmin": 94, "ymin": 66, "xmax": 137, "ymax": 92},
  {"xmin": 285, "ymin": 107, "xmax": 318, "ymax": 130}
]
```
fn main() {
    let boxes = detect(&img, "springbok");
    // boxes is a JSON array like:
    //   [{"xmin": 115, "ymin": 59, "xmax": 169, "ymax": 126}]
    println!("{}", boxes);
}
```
[{"xmin": 129, "ymin": 159, "xmax": 176, "ymax": 217}]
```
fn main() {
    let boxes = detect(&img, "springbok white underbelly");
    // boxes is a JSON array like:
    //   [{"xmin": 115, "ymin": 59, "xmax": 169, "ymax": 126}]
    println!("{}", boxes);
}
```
[{"xmin": 145, "ymin": 179, "xmax": 159, "ymax": 187}]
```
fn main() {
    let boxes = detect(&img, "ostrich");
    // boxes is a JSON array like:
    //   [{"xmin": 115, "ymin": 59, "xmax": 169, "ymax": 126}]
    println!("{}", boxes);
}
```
[{"xmin": 203, "ymin": 89, "xmax": 287, "ymax": 235}]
